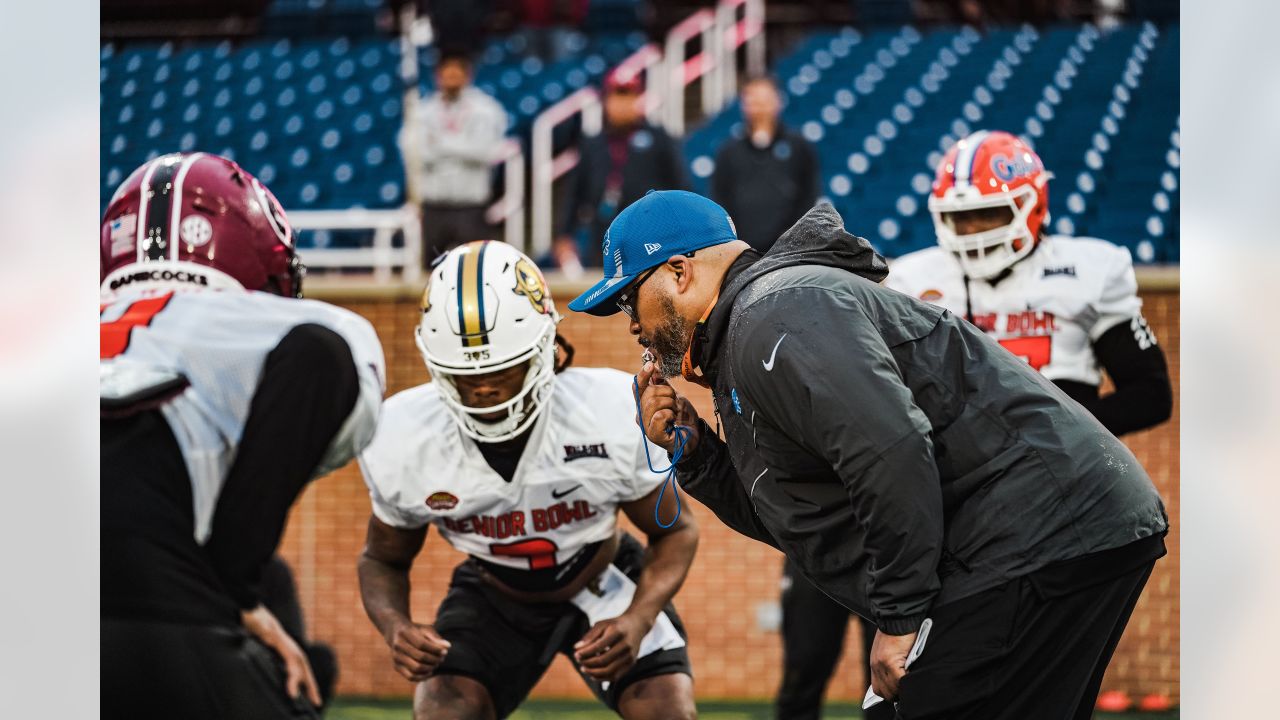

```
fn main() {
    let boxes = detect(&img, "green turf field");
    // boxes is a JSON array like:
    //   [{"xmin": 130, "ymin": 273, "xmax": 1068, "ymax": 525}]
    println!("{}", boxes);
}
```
[{"xmin": 328, "ymin": 697, "xmax": 1179, "ymax": 719}]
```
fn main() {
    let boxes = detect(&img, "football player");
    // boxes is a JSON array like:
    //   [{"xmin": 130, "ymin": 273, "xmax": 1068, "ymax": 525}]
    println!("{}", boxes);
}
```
[
  {"xmin": 101, "ymin": 153, "xmax": 386, "ymax": 720},
  {"xmin": 888, "ymin": 129, "xmax": 1172, "ymax": 435},
  {"xmin": 357, "ymin": 240, "xmax": 699, "ymax": 720}
]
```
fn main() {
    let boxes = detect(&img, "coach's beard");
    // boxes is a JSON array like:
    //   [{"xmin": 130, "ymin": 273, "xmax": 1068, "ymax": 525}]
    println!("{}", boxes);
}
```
[{"xmin": 649, "ymin": 293, "xmax": 691, "ymax": 379}]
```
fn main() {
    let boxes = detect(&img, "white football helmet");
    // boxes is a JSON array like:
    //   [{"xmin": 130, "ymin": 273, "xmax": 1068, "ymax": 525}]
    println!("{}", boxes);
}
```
[{"xmin": 415, "ymin": 240, "xmax": 561, "ymax": 442}]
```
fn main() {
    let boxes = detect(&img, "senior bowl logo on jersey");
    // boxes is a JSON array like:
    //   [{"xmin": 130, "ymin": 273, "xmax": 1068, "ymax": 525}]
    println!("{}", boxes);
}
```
[
  {"xmin": 512, "ymin": 258, "xmax": 550, "ymax": 314},
  {"xmin": 425, "ymin": 491, "xmax": 459, "ymax": 511},
  {"xmin": 920, "ymin": 288, "xmax": 944, "ymax": 302}
]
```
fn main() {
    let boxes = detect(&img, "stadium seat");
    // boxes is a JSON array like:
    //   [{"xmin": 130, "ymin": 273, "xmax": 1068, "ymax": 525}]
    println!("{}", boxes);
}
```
[
  {"xmin": 100, "ymin": 21, "xmax": 1177, "ymax": 261},
  {"xmin": 684, "ymin": 20, "xmax": 1178, "ymax": 261}
]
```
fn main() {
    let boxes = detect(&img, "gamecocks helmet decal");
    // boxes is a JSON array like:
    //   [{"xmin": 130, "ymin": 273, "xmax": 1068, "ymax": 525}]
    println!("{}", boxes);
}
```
[{"xmin": 101, "ymin": 152, "xmax": 304, "ymax": 298}]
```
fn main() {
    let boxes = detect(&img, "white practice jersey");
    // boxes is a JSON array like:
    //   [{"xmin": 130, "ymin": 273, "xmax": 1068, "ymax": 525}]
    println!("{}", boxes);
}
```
[
  {"xmin": 100, "ymin": 288, "xmax": 386, "ymax": 543},
  {"xmin": 359, "ymin": 367, "xmax": 668, "ymax": 572},
  {"xmin": 886, "ymin": 236, "xmax": 1144, "ymax": 385}
]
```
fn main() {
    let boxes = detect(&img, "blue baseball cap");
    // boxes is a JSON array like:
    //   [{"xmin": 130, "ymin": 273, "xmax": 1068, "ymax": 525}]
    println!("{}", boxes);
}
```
[{"xmin": 568, "ymin": 190, "xmax": 739, "ymax": 316}]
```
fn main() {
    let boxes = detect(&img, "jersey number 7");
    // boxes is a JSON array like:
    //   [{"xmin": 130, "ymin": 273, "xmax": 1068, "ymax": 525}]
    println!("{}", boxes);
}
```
[
  {"xmin": 101, "ymin": 292, "xmax": 174, "ymax": 359},
  {"xmin": 490, "ymin": 538, "xmax": 559, "ymax": 570}
]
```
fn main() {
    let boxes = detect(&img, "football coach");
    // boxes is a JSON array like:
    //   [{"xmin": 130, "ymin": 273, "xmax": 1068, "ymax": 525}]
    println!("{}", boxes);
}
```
[{"xmin": 567, "ymin": 190, "xmax": 1168, "ymax": 719}]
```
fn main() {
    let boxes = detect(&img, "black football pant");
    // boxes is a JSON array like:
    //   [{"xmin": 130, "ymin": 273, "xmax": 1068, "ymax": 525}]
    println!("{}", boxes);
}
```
[
  {"xmin": 102, "ymin": 617, "xmax": 320, "ymax": 720},
  {"xmin": 892, "ymin": 560, "xmax": 1156, "ymax": 719},
  {"xmin": 776, "ymin": 560, "xmax": 895, "ymax": 720}
]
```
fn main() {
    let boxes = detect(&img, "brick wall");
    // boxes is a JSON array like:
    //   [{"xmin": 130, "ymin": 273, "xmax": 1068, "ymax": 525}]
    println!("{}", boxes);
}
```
[{"xmin": 278, "ymin": 290, "xmax": 1179, "ymax": 704}]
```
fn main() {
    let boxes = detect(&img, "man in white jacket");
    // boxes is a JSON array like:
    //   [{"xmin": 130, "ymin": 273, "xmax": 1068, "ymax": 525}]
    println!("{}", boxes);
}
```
[{"xmin": 404, "ymin": 49, "xmax": 508, "ymax": 267}]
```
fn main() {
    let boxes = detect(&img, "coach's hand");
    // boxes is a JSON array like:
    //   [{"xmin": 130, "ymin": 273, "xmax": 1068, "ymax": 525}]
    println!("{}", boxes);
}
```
[
  {"xmin": 242, "ymin": 605, "xmax": 323, "ymax": 707},
  {"xmin": 574, "ymin": 612, "xmax": 652, "ymax": 682},
  {"xmin": 386, "ymin": 620, "xmax": 452, "ymax": 683},
  {"xmin": 870, "ymin": 629, "xmax": 917, "ymax": 700},
  {"xmin": 635, "ymin": 362, "xmax": 701, "ymax": 456}
]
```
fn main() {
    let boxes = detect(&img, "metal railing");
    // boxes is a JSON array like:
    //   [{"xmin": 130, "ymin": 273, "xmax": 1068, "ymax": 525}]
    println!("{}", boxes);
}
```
[
  {"xmin": 290, "ymin": 206, "xmax": 423, "ymax": 284},
  {"xmin": 530, "ymin": 86, "xmax": 604, "ymax": 261},
  {"xmin": 664, "ymin": 9, "xmax": 720, "ymax": 137},
  {"xmin": 718, "ymin": 0, "xmax": 768, "ymax": 108},
  {"xmin": 528, "ymin": 0, "xmax": 765, "ymax": 260},
  {"xmin": 528, "ymin": 41, "xmax": 667, "ymax": 261},
  {"xmin": 485, "ymin": 138, "xmax": 527, "ymax": 252},
  {"xmin": 291, "ymin": 0, "xmax": 764, "ymax": 278}
]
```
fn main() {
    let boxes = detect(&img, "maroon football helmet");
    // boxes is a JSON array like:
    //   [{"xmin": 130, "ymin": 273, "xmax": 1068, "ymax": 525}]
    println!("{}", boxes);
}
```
[{"xmin": 100, "ymin": 152, "xmax": 304, "ymax": 297}]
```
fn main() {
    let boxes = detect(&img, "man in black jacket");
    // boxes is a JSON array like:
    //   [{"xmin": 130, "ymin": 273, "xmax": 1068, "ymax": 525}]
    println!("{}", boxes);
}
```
[
  {"xmin": 567, "ymin": 190, "xmax": 1168, "ymax": 719},
  {"xmin": 555, "ymin": 72, "xmax": 691, "ymax": 272},
  {"xmin": 711, "ymin": 76, "xmax": 820, "ymax": 254}
]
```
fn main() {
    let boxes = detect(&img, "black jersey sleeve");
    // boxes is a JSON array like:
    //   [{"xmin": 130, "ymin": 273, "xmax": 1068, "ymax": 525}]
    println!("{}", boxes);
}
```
[
  {"xmin": 203, "ymin": 323, "xmax": 361, "ymax": 610},
  {"xmin": 1055, "ymin": 316, "xmax": 1172, "ymax": 436}
]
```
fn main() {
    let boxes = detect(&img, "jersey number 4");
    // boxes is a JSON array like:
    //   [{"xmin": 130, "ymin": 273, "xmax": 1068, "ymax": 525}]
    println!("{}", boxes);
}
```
[
  {"xmin": 100, "ymin": 292, "xmax": 174, "ymax": 359},
  {"xmin": 998, "ymin": 335, "xmax": 1052, "ymax": 371},
  {"xmin": 490, "ymin": 538, "xmax": 559, "ymax": 570}
]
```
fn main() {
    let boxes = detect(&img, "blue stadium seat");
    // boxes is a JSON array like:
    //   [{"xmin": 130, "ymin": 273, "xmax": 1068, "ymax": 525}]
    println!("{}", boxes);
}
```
[
  {"xmin": 100, "ymin": 22, "xmax": 1176, "ymax": 261},
  {"xmin": 680, "ymin": 22, "xmax": 1177, "ymax": 262}
]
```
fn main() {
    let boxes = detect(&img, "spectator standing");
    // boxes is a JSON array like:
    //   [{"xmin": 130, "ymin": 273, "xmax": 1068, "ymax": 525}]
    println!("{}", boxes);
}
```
[
  {"xmin": 403, "ymin": 49, "xmax": 507, "ymax": 268},
  {"xmin": 711, "ymin": 76, "xmax": 821, "ymax": 254},
  {"xmin": 556, "ymin": 71, "xmax": 690, "ymax": 273}
]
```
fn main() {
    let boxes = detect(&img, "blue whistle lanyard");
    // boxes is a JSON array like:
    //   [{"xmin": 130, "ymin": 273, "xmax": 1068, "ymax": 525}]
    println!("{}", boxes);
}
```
[{"xmin": 632, "ymin": 376, "xmax": 690, "ymax": 529}]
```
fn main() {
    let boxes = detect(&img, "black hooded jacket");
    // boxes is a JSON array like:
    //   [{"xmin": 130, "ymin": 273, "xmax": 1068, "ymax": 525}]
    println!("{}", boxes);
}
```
[{"xmin": 675, "ymin": 203, "xmax": 1168, "ymax": 635}]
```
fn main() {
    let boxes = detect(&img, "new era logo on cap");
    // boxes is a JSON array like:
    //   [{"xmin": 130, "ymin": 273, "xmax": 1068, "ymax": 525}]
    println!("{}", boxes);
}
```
[{"xmin": 567, "ymin": 190, "xmax": 740, "ymax": 316}]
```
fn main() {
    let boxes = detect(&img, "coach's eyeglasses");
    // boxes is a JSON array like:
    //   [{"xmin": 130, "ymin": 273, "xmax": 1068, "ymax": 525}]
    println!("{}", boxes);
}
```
[{"xmin": 615, "ymin": 265, "xmax": 660, "ymax": 321}]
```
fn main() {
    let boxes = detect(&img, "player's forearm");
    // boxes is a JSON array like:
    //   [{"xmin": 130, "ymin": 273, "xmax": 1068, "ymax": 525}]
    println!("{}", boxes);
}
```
[
  {"xmin": 357, "ymin": 553, "xmax": 415, "ymax": 641},
  {"xmin": 1089, "ymin": 380, "xmax": 1174, "ymax": 436},
  {"xmin": 241, "ymin": 604, "xmax": 286, "ymax": 645},
  {"xmin": 626, "ymin": 525, "xmax": 698, "ymax": 625},
  {"xmin": 1086, "ymin": 320, "xmax": 1174, "ymax": 435}
]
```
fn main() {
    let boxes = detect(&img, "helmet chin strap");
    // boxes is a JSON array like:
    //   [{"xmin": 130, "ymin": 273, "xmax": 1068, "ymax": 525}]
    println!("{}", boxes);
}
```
[
  {"xmin": 469, "ymin": 403, "xmax": 529, "ymax": 441},
  {"xmin": 455, "ymin": 386, "xmax": 545, "ymax": 444}
]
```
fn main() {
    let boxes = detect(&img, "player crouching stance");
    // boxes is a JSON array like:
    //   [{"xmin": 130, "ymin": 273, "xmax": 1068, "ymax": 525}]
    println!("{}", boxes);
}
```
[
  {"xmin": 357, "ymin": 241, "xmax": 699, "ymax": 720},
  {"xmin": 101, "ymin": 154, "xmax": 385, "ymax": 719}
]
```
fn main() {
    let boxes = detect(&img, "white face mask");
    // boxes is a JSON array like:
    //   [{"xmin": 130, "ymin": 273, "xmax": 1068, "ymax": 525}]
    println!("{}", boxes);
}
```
[
  {"xmin": 750, "ymin": 129, "xmax": 772, "ymax": 148},
  {"xmin": 422, "ymin": 328, "xmax": 558, "ymax": 444}
]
